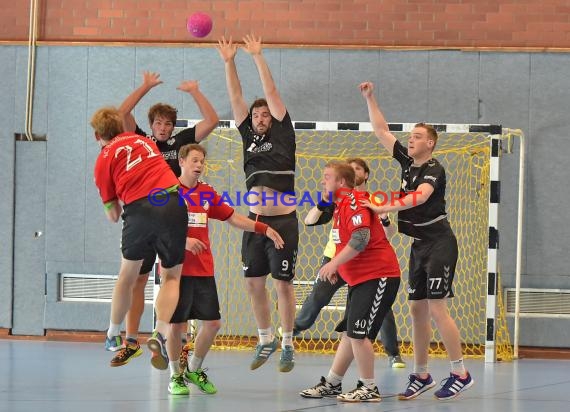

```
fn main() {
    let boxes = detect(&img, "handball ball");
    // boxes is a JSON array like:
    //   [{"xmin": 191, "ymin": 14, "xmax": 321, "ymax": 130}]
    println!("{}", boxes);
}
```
[{"xmin": 187, "ymin": 12, "xmax": 213, "ymax": 38}]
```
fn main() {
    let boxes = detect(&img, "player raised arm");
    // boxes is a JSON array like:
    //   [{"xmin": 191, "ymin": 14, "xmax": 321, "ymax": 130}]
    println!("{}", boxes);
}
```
[
  {"xmin": 226, "ymin": 212, "xmax": 285, "ymax": 249},
  {"xmin": 243, "ymin": 34, "xmax": 286, "ymax": 121},
  {"xmin": 217, "ymin": 36, "xmax": 249, "ymax": 125},
  {"xmin": 360, "ymin": 81, "xmax": 397, "ymax": 154},
  {"xmin": 118, "ymin": 71, "xmax": 163, "ymax": 132},
  {"xmin": 176, "ymin": 80, "xmax": 219, "ymax": 142}
]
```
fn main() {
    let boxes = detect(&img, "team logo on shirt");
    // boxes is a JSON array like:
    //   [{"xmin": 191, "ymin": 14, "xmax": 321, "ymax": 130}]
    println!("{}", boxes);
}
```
[
  {"xmin": 167, "ymin": 138, "xmax": 175, "ymax": 146},
  {"xmin": 424, "ymin": 175, "xmax": 437, "ymax": 182},
  {"xmin": 351, "ymin": 214, "xmax": 363, "ymax": 226},
  {"xmin": 202, "ymin": 200, "xmax": 210, "ymax": 211}
]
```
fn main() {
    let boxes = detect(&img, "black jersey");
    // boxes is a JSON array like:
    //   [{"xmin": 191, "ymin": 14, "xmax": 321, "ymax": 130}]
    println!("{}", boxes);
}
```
[
  {"xmin": 392, "ymin": 140, "xmax": 452, "ymax": 239},
  {"xmin": 135, "ymin": 125, "xmax": 197, "ymax": 177},
  {"xmin": 237, "ymin": 111, "xmax": 296, "ymax": 193}
]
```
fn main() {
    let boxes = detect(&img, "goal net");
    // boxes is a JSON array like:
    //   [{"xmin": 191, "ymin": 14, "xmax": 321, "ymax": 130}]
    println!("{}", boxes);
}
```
[{"xmin": 175, "ymin": 121, "xmax": 513, "ymax": 361}]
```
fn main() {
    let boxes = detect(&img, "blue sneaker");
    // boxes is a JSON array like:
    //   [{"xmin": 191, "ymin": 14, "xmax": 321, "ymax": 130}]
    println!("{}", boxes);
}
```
[
  {"xmin": 147, "ymin": 330, "xmax": 168, "ymax": 370},
  {"xmin": 105, "ymin": 335, "xmax": 124, "ymax": 352},
  {"xmin": 250, "ymin": 337, "xmax": 278, "ymax": 370},
  {"xmin": 434, "ymin": 372, "xmax": 474, "ymax": 400},
  {"xmin": 398, "ymin": 374, "xmax": 436, "ymax": 400},
  {"xmin": 279, "ymin": 345, "xmax": 295, "ymax": 372}
]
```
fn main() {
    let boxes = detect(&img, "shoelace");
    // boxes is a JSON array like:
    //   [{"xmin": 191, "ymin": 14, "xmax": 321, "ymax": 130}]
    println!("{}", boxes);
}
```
[
  {"xmin": 196, "ymin": 368, "xmax": 209, "ymax": 382},
  {"xmin": 440, "ymin": 375, "xmax": 460, "ymax": 390}
]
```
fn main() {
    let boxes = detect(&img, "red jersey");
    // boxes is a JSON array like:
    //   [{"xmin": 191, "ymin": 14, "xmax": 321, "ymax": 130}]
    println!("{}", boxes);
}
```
[
  {"xmin": 333, "ymin": 190, "xmax": 400, "ymax": 286},
  {"xmin": 94, "ymin": 132, "xmax": 179, "ymax": 205},
  {"xmin": 180, "ymin": 182, "xmax": 235, "ymax": 276}
]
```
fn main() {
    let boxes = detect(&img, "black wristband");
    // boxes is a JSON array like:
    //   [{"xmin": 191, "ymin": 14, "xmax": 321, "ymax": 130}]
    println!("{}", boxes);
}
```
[
  {"xmin": 316, "ymin": 201, "xmax": 330, "ymax": 212},
  {"xmin": 381, "ymin": 216, "xmax": 391, "ymax": 227}
]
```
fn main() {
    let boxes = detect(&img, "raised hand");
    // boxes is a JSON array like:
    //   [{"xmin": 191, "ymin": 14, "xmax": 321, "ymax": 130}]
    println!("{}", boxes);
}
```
[
  {"xmin": 217, "ymin": 36, "xmax": 238, "ymax": 62},
  {"xmin": 359, "ymin": 81, "xmax": 374, "ymax": 98},
  {"xmin": 242, "ymin": 33, "xmax": 262, "ymax": 55},
  {"xmin": 142, "ymin": 71, "xmax": 163, "ymax": 89},
  {"xmin": 177, "ymin": 80, "xmax": 199, "ymax": 94},
  {"xmin": 266, "ymin": 226, "xmax": 285, "ymax": 249}
]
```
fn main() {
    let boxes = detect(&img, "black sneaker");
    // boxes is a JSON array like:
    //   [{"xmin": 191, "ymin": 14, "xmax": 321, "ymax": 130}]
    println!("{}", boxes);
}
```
[
  {"xmin": 300, "ymin": 376, "xmax": 342, "ymax": 398},
  {"xmin": 110, "ymin": 338, "xmax": 142, "ymax": 367}
]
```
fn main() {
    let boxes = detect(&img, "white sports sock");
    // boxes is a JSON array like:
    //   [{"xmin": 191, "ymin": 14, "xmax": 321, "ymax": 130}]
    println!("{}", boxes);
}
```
[
  {"xmin": 188, "ymin": 355, "xmax": 204, "ymax": 372},
  {"xmin": 107, "ymin": 322, "xmax": 120, "ymax": 339},
  {"xmin": 451, "ymin": 358, "xmax": 466, "ymax": 376},
  {"xmin": 169, "ymin": 360, "xmax": 181, "ymax": 377},
  {"xmin": 281, "ymin": 331, "xmax": 293, "ymax": 348},
  {"xmin": 155, "ymin": 320, "xmax": 169, "ymax": 336},
  {"xmin": 359, "ymin": 378, "xmax": 376, "ymax": 388},
  {"xmin": 258, "ymin": 328, "xmax": 273, "ymax": 345},
  {"xmin": 326, "ymin": 370, "xmax": 343, "ymax": 386}
]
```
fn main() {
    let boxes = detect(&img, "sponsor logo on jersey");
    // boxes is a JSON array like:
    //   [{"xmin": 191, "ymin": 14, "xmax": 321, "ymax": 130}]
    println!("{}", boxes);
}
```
[{"xmin": 351, "ymin": 214, "xmax": 363, "ymax": 226}]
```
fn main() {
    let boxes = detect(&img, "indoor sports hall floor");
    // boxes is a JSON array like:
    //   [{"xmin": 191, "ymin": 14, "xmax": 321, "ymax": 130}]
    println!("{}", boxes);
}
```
[{"xmin": 1, "ymin": 340, "xmax": 569, "ymax": 411}]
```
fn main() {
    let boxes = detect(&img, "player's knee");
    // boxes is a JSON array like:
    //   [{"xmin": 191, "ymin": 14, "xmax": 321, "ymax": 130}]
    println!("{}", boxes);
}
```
[
  {"xmin": 204, "ymin": 319, "xmax": 222, "ymax": 333},
  {"xmin": 245, "ymin": 277, "xmax": 266, "ymax": 295}
]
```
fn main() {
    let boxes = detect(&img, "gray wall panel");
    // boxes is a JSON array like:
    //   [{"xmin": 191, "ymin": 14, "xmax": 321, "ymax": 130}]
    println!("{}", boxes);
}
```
[
  {"xmin": 378, "ymin": 51, "xmax": 430, "ymax": 123},
  {"xmin": 526, "ymin": 53, "xmax": 570, "ymax": 278},
  {"xmin": 427, "ymin": 51, "xmax": 480, "ymax": 123},
  {"xmin": 281, "ymin": 49, "xmax": 330, "ymax": 121},
  {"xmin": 45, "ymin": 47, "xmax": 88, "ymax": 263},
  {"xmin": 183, "ymin": 47, "xmax": 230, "ymax": 121},
  {"xmin": 0, "ymin": 46, "xmax": 17, "ymax": 328},
  {"xmin": 329, "ymin": 50, "xmax": 379, "ymax": 121},
  {"xmin": 12, "ymin": 142, "xmax": 47, "ymax": 335}
]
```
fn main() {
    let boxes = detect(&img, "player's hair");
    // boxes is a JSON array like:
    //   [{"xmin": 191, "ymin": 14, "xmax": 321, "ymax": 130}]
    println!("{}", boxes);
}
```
[
  {"xmin": 249, "ymin": 98, "xmax": 269, "ymax": 114},
  {"xmin": 179, "ymin": 143, "xmax": 207, "ymax": 159},
  {"xmin": 325, "ymin": 161, "xmax": 355, "ymax": 188},
  {"xmin": 90, "ymin": 106, "xmax": 124, "ymax": 141},
  {"xmin": 414, "ymin": 122, "xmax": 439, "ymax": 150},
  {"xmin": 345, "ymin": 157, "xmax": 370, "ymax": 183},
  {"xmin": 148, "ymin": 103, "xmax": 177, "ymax": 125}
]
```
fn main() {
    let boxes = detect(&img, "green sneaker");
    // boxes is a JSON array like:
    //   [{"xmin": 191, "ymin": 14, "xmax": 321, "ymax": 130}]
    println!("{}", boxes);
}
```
[
  {"xmin": 279, "ymin": 345, "xmax": 295, "ymax": 372},
  {"xmin": 250, "ymin": 337, "xmax": 279, "ymax": 370},
  {"xmin": 185, "ymin": 368, "xmax": 217, "ymax": 394},
  {"xmin": 168, "ymin": 374, "xmax": 190, "ymax": 395}
]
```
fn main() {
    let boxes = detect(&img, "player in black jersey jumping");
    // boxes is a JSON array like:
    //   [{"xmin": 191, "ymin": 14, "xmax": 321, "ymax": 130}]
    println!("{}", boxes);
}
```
[
  {"xmin": 359, "ymin": 81, "xmax": 474, "ymax": 401},
  {"xmin": 218, "ymin": 34, "xmax": 298, "ymax": 372}
]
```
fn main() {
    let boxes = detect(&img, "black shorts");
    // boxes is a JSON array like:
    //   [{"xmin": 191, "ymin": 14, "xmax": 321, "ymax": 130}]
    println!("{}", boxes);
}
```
[
  {"xmin": 241, "ymin": 211, "xmax": 298, "ymax": 282},
  {"xmin": 335, "ymin": 277, "xmax": 400, "ymax": 340},
  {"xmin": 407, "ymin": 233, "xmax": 458, "ymax": 300},
  {"xmin": 170, "ymin": 276, "xmax": 221, "ymax": 323},
  {"xmin": 121, "ymin": 192, "xmax": 187, "ymax": 269},
  {"xmin": 139, "ymin": 253, "xmax": 156, "ymax": 275}
]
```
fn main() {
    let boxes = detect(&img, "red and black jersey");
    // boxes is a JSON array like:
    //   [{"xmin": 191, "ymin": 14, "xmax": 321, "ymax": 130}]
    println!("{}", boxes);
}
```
[
  {"xmin": 180, "ymin": 182, "xmax": 235, "ymax": 277},
  {"xmin": 333, "ymin": 190, "xmax": 400, "ymax": 286},
  {"xmin": 135, "ymin": 125, "xmax": 197, "ymax": 177},
  {"xmin": 94, "ymin": 132, "xmax": 178, "ymax": 205}
]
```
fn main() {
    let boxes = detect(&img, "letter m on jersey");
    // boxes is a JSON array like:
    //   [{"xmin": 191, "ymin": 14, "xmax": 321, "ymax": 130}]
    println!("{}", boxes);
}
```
[{"xmin": 351, "ymin": 214, "xmax": 363, "ymax": 226}]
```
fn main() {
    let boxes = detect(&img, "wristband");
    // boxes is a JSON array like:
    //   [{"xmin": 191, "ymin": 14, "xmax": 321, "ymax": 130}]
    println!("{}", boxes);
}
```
[
  {"xmin": 316, "ymin": 201, "xmax": 331, "ymax": 212},
  {"xmin": 381, "ymin": 216, "xmax": 391, "ymax": 227},
  {"xmin": 254, "ymin": 221, "xmax": 269, "ymax": 235}
]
